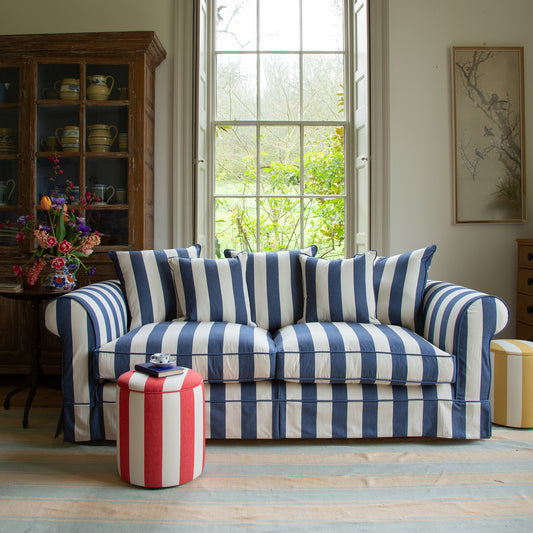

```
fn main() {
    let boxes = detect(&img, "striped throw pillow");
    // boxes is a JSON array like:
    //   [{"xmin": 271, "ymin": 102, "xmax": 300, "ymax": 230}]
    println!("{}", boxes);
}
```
[
  {"xmin": 374, "ymin": 245, "xmax": 437, "ymax": 332},
  {"xmin": 109, "ymin": 245, "xmax": 200, "ymax": 330},
  {"xmin": 168, "ymin": 255, "xmax": 255, "ymax": 326},
  {"xmin": 299, "ymin": 251, "xmax": 379, "ymax": 323},
  {"xmin": 224, "ymin": 246, "xmax": 318, "ymax": 331}
]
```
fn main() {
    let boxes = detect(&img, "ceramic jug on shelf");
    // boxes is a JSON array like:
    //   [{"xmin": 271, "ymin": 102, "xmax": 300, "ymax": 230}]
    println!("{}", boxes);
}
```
[
  {"xmin": 0, "ymin": 179, "xmax": 16, "ymax": 206},
  {"xmin": 0, "ymin": 82, "xmax": 10, "ymax": 104},
  {"xmin": 55, "ymin": 125, "xmax": 80, "ymax": 152},
  {"xmin": 87, "ymin": 74, "xmax": 115, "ymax": 101},
  {"xmin": 54, "ymin": 78, "xmax": 80, "ymax": 101},
  {"xmin": 91, "ymin": 184, "xmax": 115, "ymax": 205},
  {"xmin": 87, "ymin": 124, "xmax": 118, "ymax": 152}
]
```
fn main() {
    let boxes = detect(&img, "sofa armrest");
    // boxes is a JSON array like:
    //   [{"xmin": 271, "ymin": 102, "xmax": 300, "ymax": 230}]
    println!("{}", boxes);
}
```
[
  {"xmin": 45, "ymin": 280, "xmax": 127, "ymax": 408},
  {"xmin": 422, "ymin": 280, "xmax": 509, "ymax": 401}
]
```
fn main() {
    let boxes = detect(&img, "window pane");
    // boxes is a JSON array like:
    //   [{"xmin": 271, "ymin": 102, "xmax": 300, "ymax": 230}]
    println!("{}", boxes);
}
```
[
  {"xmin": 260, "ymin": 126, "xmax": 300, "ymax": 195},
  {"xmin": 216, "ymin": 54, "xmax": 257, "ymax": 120},
  {"xmin": 260, "ymin": 54, "xmax": 299, "ymax": 120},
  {"xmin": 215, "ymin": 197, "xmax": 257, "ymax": 256},
  {"xmin": 304, "ymin": 126, "xmax": 344, "ymax": 195},
  {"xmin": 303, "ymin": 0, "xmax": 344, "ymax": 51},
  {"xmin": 215, "ymin": 126, "xmax": 257, "ymax": 195},
  {"xmin": 303, "ymin": 198, "xmax": 345, "ymax": 258},
  {"xmin": 216, "ymin": 0, "xmax": 256, "ymax": 51},
  {"xmin": 303, "ymin": 53, "xmax": 344, "ymax": 120},
  {"xmin": 259, "ymin": 0, "xmax": 299, "ymax": 51},
  {"xmin": 259, "ymin": 197, "xmax": 301, "ymax": 251}
]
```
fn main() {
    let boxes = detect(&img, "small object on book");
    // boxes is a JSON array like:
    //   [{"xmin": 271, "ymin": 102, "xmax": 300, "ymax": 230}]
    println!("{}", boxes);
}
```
[{"xmin": 135, "ymin": 362, "xmax": 185, "ymax": 377}]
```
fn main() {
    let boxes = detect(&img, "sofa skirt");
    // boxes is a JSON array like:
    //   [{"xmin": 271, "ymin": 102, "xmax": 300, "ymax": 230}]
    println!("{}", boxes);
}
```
[{"xmin": 63, "ymin": 380, "xmax": 490, "ymax": 442}]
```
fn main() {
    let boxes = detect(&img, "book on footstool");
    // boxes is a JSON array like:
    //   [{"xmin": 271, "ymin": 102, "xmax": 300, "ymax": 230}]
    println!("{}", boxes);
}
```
[{"xmin": 134, "ymin": 363, "xmax": 185, "ymax": 378}]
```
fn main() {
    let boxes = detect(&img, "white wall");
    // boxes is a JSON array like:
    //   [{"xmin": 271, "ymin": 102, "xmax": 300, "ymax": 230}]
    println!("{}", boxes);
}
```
[
  {"xmin": 388, "ymin": 0, "xmax": 533, "ymax": 335},
  {"xmin": 0, "ymin": 0, "xmax": 176, "ymax": 248},
  {"xmin": 2, "ymin": 0, "xmax": 532, "ymax": 335}
]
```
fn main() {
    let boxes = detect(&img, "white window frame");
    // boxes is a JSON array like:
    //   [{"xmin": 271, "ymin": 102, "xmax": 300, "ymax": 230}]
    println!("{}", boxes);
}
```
[{"xmin": 173, "ymin": 0, "xmax": 389, "ymax": 256}]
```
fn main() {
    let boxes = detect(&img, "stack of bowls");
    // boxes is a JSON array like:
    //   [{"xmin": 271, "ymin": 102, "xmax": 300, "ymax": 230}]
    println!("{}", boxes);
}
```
[
  {"xmin": 87, "ymin": 124, "xmax": 118, "ymax": 152},
  {"xmin": 0, "ymin": 128, "xmax": 17, "ymax": 154}
]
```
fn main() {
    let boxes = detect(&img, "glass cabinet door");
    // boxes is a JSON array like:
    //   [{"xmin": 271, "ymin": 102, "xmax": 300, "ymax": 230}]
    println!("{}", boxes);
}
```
[
  {"xmin": 0, "ymin": 65, "xmax": 20, "ymax": 246},
  {"xmin": 35, "ymin": 61, "xmax": 130, "ymax": 248}
]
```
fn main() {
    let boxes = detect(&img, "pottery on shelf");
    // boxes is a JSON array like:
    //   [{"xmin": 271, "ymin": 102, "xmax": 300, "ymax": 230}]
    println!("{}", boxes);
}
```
[
  {"xmin": 54, "ymin": 78, "xmax": 80, "ymax": 101},
  {"xmin": 87, "ymin": 124, "xmax": 118, "ymax": 152},
  {"xmin": 87, "ymin": 75, "xmax": 115, "ymax": 101}
]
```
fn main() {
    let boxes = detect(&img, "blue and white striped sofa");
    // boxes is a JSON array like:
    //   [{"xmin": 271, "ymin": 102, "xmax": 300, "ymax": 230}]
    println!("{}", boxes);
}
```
[{"xmin": 44, "ymin": 245, "xmax": 509, "ymax": 443}]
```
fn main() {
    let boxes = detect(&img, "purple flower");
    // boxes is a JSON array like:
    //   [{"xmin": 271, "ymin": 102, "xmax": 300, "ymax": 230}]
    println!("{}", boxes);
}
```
[
  {"xmin": 16, "ymin": 215, "xmax": 30, "ymax": 225},
  {"xmin": 41, "ymin": 224, "xmax": 52, "ymax": 233},
  {"xmin": 52, "ymin": 197, "xmax": 65, "ymax": 208},
  {"xmin": 88, "ymin": 267, "xmax": 96, "ymax": 276},
  {"xmin": 76, "ymin": 223, "xmax": 92, "ymax": 236}
]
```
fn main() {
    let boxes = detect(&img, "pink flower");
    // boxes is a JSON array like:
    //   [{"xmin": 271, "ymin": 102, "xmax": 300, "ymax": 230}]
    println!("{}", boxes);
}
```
[
  {"xmin": 13, "ymin": 265, "xmax": 23, "ymax": 276},
  {"xmin": 58, "ymin": 240, "xmax": 72, "ymax": 253},
  {"xmin": 46, "ymin": 235, "xmax": 58, "ymax": 248},
  {"xmin": 16, "ymin": 232, "xmax": 25, "ymax": 242},
  {"xmin": 26, "ymin": 259, "xmax": 46, "ymax": 286},
  {"xmin": 50, "ymin": 256, "xmax": 66, "ymax": 270}
]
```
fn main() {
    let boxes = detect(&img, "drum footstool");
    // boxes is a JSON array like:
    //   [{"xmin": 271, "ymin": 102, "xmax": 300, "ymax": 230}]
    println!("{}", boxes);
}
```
[
  {"xmin": 116, "ymin": 368, "xmax": 205, "ymax": 488},
  {"xmin": 490, "ymin": 339, "xmax": 533, "ymax": 428}
]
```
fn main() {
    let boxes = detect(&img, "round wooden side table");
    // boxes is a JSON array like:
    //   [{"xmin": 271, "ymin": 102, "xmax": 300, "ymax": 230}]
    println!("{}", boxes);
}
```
[{"xmin": 1, "ymin": 288, "xmax": 65, "ymax": 428}]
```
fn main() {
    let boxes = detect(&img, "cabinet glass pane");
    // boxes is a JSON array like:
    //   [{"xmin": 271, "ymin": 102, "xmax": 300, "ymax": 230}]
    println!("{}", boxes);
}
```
[
  {"xmin": 37, "ymin": 156, "xmax": 79, "ymax": 201},
  {"xmin": 86, "ymin": 106, "xmax": 127, "ymax": 153},
  {"xmin": 86, "ymin": 158, "xmax": 127, "ymax": 203},
  {"xmin": 0, "ymin": 107, "xmax": 19, "ymax": 154},
  {"xmin": 0, "ymin": 160, "xmax": 18, "ymax": 207},
  {"xmin": 0, "ymin": 67, "xmax": 19, "ymax": 104},
  {"xmin": 37, "ymin": 106, "xmax": 80, "ymax": 153},
  {"xmin": 86, "ymin": 210, "xmax": 128, "ymax": 247},
  {"xmin": 38, "ymin": 64, "xmax": 80, "ymax": 100},
  {"xmin": 0, "ymin": 211, "xmax": 18, "ymax": 245}
]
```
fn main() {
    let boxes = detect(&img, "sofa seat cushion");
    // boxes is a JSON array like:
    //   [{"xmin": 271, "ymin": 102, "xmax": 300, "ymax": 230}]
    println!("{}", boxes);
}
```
[
  {"xmin": 94, "ymin": 321, "xmax": 275, "ymax": 383},
  {"xmin": 274, "ymin": 322, "xmax": 455, "ymax": 385}
]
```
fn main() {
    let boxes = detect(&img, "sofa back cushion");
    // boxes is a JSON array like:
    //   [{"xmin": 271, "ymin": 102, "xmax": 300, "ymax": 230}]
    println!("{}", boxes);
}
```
[
  {"xmin": 299, "ymin": 251, "xmax": 379, "ymax": 324},
  {"xmin": 109, "ymin": 245, "xmax": 200, "ymax": 330},
  {"xmin": 373, "ymin": 245, "xmax": 436, "ymax": 332},
  {"xmin": 224, "ymin": 246, "xmax": 318, "ymax": 331},
  {"xmin": 168, "ymin": 255, "xmax": 254, "ymax": 326}
]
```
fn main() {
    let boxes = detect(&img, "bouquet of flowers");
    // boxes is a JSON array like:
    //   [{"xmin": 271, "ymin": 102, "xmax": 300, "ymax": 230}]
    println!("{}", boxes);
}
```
[{"xmin": 12, "ymin": 155, "xmax": 101, "ymax": 287}]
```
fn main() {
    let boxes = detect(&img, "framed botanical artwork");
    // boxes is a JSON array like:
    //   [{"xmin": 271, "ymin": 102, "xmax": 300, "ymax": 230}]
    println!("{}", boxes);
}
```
[{"xmin": 452, "ymin": 46, "xmax": 526, "ymax": 223}]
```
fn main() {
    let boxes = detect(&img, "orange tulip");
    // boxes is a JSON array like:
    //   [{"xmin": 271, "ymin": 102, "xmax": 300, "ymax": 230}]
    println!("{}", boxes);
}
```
[{"xmin": 40, "ymin": 195, "xmax": 52, "ymax": 211}]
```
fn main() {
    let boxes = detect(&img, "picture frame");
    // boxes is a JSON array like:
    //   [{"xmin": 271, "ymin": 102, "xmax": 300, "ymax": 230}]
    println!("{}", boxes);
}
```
[{"xmin": 452, "ymin": 46, "xmax": 526, "ymax": 223}]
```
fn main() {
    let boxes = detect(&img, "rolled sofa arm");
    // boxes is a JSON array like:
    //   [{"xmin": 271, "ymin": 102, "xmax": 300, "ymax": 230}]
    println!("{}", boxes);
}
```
[
  {"xmin": 44, "ymin": 280, "xmax": 127, "ymax": 438},
  {"xmin": 422, "ymin": 280, "xmax": 509, "ymax": 401}
]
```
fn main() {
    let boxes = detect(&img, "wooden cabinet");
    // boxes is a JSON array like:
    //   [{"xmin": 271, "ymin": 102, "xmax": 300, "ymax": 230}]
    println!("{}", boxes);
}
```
[
  {"xmin": 0, "ymin": 32, "xmax": 166, "ymax": 373},
  {"xmin": 516, "ymin": 239, "xmax": 533, "ymax": 340}
]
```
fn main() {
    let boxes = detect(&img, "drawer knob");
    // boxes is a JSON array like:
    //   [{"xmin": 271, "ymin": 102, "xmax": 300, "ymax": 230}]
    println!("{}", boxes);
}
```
[
  {"xmin": 527, "ymin": 306, "xmax": 533, "ymax": 314},
  {"xmin": 528, "ymin": 253, "xmax": 533, "ymax": 261},
  {"xmin": 528, "ymin": 278, "xmax": 533, "ymax": 286}
]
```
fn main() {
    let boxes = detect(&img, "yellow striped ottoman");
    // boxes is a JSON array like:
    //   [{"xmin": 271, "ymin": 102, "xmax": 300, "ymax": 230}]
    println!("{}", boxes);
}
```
[{"xmin": 490, "ymin": 339, "xmax": 533, "ymax": 428}]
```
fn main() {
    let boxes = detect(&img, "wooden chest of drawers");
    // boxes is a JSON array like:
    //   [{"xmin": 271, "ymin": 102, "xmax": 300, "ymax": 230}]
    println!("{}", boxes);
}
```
[{"xmin": 516, "ymin": 239, "xmax": 533, "ymax": 340}]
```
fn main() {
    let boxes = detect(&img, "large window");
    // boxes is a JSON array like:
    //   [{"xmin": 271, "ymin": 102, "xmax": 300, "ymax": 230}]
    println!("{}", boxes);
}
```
[{"xmin": 197, "ymin": 0, "xmax": 369, "ymax": 258}]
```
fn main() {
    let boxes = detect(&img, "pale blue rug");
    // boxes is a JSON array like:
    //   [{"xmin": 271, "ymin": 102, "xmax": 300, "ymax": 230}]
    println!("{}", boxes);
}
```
[{"xmin": 0, "ymin": 407, "xmax": 532, "ymax": 532}]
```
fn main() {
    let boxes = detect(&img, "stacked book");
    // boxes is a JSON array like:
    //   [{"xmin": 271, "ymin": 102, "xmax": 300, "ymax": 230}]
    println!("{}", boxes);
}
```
[{"xmin": 0, "ymin": 279, "xmax": 22, "ymax": 293}]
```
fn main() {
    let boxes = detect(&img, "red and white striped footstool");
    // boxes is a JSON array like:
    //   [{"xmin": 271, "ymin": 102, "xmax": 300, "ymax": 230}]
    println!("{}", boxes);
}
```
[{"xmin": 116, "ymin": 368, "xmax": 205, "ymax": 488}]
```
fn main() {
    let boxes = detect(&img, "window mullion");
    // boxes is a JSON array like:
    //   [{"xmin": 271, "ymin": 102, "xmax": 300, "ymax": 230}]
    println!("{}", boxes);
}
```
[{"xmin": 256, "ymin": 0, "xmax": 261, "ymax": 250}]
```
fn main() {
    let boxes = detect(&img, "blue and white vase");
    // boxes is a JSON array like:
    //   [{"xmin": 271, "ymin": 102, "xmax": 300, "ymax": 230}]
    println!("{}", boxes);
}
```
[{"xmin": 42, "ymin": 267, "xmax": 77, "ymax": 291}]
